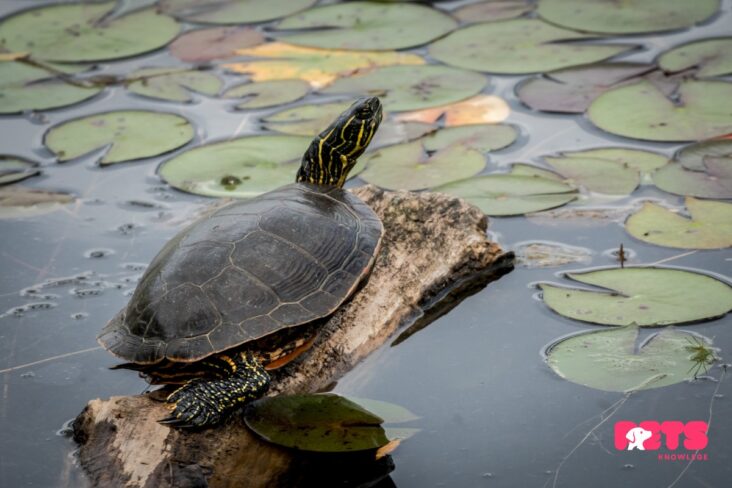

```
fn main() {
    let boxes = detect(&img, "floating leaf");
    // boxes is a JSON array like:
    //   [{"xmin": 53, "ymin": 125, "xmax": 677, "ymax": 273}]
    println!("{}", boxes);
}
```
[
  {"xmin": 0, "ymin": 61, "xmax": 101, "ymax": 114},
  {"xmin": 0, "ymin": 156, "xmax": 40, "ymax": 186},
  {"xmin": 225, "ymin": 42, "xmax": 424, "ymax": 88},
  {"xmin": 435, "ymin": 174, "xmax": 577, "ymax": 216},
  {"xmin": 322, "ymin": 65, "xmax": 486, "ymax": 112},
  {"xmin": 540, "ymin": 267, "xmax": 732, "ymax": 326},
  {"xmin": 429, "ymin": 19, "xmax": 635, "ymax": 74},
  {"xmin": 0, "ymin": 186, "xmax": 74, "ymax": 219},
  {"xmin": 561, "ymin": 148, "xmax": 669, "ymax": 175},
  {"xmin": 169, "ymin": 26, "xmax": 264, "ymax": 63},
  {"xmin": 160, "ymin": 0, "xmax": 316, "ymax": 24},
  {"xmin": 275, "ymin": 2, "xmax": 457, "ymax": 51},
  {"xmin": 675, "ymin": 139, "xmax": 732, "ymax": 171},
  {"xmin": 223, "ymin": 79, "xmax": 310, "ymax": 109},
  {"xmin": 537, "ymin": 0, "xmax": 719, "ymax": 35},
  {"xmin": 546, "ymin": 327, "xmax": 716, "ymax": 392},
  {"xmin": 0, "ymin": 3, "xmax": 180, "ymax": 62},
  {"xmin": 544, "ymin": 156, "xmax": 639, "ymax": 195},
  {"xmin": 394, "ymin": 95, "xmax": 510, "ymax": 126},
  {"xmin": 658, "ymin": 38, "xmax": 732, "ymax": 78},
  {"xmin": 421, "ymin": 125, "xmax": 518, "ymax": 153},
  {"xmin": 453, "ymin": 0, "xmax": 534, "ymax": 24},
  {"xmin": 244, "ymin": 393, "xmax": 418, "ymax": 453},
  {"xmin": 588, "ymin": 80, "xmax": 732, "ymax": 142},
  {"xmin": 626, "ymin": 198, "xmax": 732, "ymax": 249},
  {"xmin": 126, "ymin": 68, "xmax": 222, "ymax": 103},
  {"xmin": 359, "ymin": 141, "xmax": 485, "ymax": 191},
  {"xmin": 44, "ymin": 111, "xmax": 194, "ymax": 166},
  {"xmin": 159, "ymin": 135, "xmax": 310, "ymax": 198},
  {"xmin": 509, "ymin": 163, "xmax": 565, "ymax": 181},
  {"xmin": 653, "ymin": 159, "xmax": 732, "ymax": 199}
]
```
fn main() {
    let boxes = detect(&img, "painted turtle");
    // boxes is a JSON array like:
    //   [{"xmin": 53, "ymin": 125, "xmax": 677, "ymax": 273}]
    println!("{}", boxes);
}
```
[{"xmin": 99, "ymin": 98, "xmax": 383, "ymax": 428}]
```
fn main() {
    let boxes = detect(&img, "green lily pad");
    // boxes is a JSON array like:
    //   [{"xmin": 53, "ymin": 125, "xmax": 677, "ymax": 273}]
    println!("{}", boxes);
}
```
[
  {"xmin": 429, "ymin": 19, "xmax": 635, "ymax": 75},
  {"xmin": 0, "ymin": 3, "xmax": 180, "ymax": 62},
  {"xmin": 540, "ymin": 267, "xmax": 732, "ymax": 326},
  {"xmin": 223, "ymin": 79, "xmax": 310, "ymax": 109},
  {"xmin": 0, "ymin": 186, "xmax": 74, "ymax": 219},
  {"xmin": 421, "ymin": 124, "xmax": 518, "ymax": 153},
  {"xmin": 544, "ymin": 156, "xmax": 640, "ymax": 195},
  {"xmin": 588, "ymin": 80, "xmax": 732, "ymax": 142},
  {"xmin": 659, "ymin": 38, "xmax": 732, "ymax": 78},
  {"xmin": 158, "ymin": 135, "xmax": 310, "ymax": 198},
  {"xmin": 675, "ymin": 139, "xmax": 732, "ymax": 171},
  {"xmin": 321, "ymin": 65, "xmax": 487, "ymax": 112},
  {"xmin": 44, "ymin": 111, "xmax": 194, "ymax": 166},
  {"xmin": 275, "ymin": 2, "xmax": 457, "ymax": 51},
  {"xmin": 561, "ymin": 148, "xmax": 669, "ymax": 175},
  {"xmin": 160, "ymin": 0, "xmax": 316, "ymax": 24},
  {"xmin": 509, "ymin": 163, "xmax": 565, "ymax": 181},
  {"xmin": 127, "ymin": 68, "xmax": 222, "ymax": 103},
  {"xmin": 653, "ymin": 159, "xmax": 732, "ymax": 199},
  {"xmin": 546, "ymin": 327, "xmax": 717, "ymax": 392},
  {"xmin": 169, "ymin": 26, "xmax": 264, "ymax": 63},
  {"xmin": 435, "ymin": 174, "xmax": 578, "ymax": 216},
  {"xmin": 0, "ymin": 61, "xmax": 101, "ymax": 114},
  {"xmin": 537, "ymin": 0, "xmax": 719, "ymax": 35},
  {"xmin": 626, "ymin": 198, "xmax": 732, "ymax": 249},
  {"xmin": 0, "ymin": 156, "xmax": 40, "ymax": 186},
  {"xmin": 453, "ymin": 0, "xmax": 534, "ymax": 24},
  {"xmin": 244, "ymin": 393, "xmax": 418, "ymax": 453},
  {"xmin": 359, "ymin": 141, "xmax": 485, "ymax": 191}
]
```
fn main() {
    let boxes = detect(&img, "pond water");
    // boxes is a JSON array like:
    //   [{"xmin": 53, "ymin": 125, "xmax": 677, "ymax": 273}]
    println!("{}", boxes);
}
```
[{"xmin": 0, "ymin": 1, "xmax": 731, "ymax": 487}]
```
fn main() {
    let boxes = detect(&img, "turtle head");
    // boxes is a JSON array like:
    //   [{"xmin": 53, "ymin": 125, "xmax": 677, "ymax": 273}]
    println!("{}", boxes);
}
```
[{"xmin": 296, "ymin": 97, "xmax": 382, "ymax": 188}]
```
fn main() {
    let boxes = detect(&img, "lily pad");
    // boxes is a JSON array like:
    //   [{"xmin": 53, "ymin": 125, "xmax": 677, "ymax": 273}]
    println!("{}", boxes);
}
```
[
  {"xmin": 453, "ymin": 0, "xmax": 534, "ymax": 24},
  {"xmin": 44, "ymin": 111, "xmax": 194, "ymax": 166},
  {"xmin": 275, "ymin": 2, "xmax": 457, "ymax": 51},
  {"xmin": 223, "ymin": 79, "xmax": 310, "ymax": 110},
  {"xmin": 653, "ymin": 159, "xmax": 732, "ymax": 199},
  {"xmin": 395, "ymin": 95, "xmax": 511, "ymax": 126},
  {"xmin": 658, "ymin": 38, "xmax": 732, "ymax": 78},
  {"xmin": 0, "ymin": 61, "xmax": 101, "ymax": 114},
  {"xmin": 158, "ymin": 135, "xmax": 310, "ymax": 198},
  {"xmin": 225, "ymin": 42, "xmax": 424, "ymax": 88},
  {"xmin": 429, "ymin": 19, "xmax": 635, "ymax": 74},
  {"xmin": 588, "ymin": 80, "xmax": 732, "ymax": 142},
  {"xmin": 244, "ymin": 393, "xmax": 418, "ymax": 453},
  {"xmin": 544, "ymin": 156, "xmax": 639, "ymax": 195},
  {"xmin": 540, "ymin": 267, "xmax": 732, "ymax": 326},
  {"xmin": 435, "ymin": 174, "xmax": 578, "ymax": 216},
  {"xmin": 561, "ymin": 148, "xmax": 669, "ymax": 175},
  {"xmin": 169, "ymin": 26, "xmax": 264, "ymax": 63},
  {"xmin": 0, "ymin": 156, "xmax": 40, "ymax": 186},
  {"xmin": 546, "ymin": 327, "xmax": 716, "ymax": 392},
  {"xmin": 160, "ymin": 0, "xmax": 316, "ymax": 24},
  {"xmin": 0, "ymin": 3, "xmax": 180, "ymax": 62},
  {"xmin": 321, "ymin": 65, "xmax": 487, "ymax": 112},
  {"xmin": 625, "ymin": 198, "xmax": 732, "ymax": 249},
  {"xmin": 0, "ymin": 186, "xmax": 74, "ymax": 219},
  {"xmin": 537, "ymin": 0, "xmax": 719, "ymax": 35},
  {"xmin": 421, "ymin": 125, "xmax": 518, "ymax": 153},
  {"xmin": 127, "ymin": 68, "xmax": 222, "ymax": 103},
  {"xmin": 675, "ymin": 139, "xmax": 732, "ymax": 171},
  {"xmin": 509, "ymin": 163, "xmax": 565, "ymax": 181}
]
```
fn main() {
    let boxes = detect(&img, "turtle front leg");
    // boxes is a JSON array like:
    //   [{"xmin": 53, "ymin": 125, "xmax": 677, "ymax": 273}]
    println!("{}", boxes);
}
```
[{"xmin": 160, "ymin": 351, "xmax": 270, "ymax": 428}]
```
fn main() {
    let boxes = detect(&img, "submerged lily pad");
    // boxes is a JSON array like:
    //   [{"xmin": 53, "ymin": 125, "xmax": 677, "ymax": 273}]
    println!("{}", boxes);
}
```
[
  {"xmin": 540, "ymin": 267, "xmax": 732, "ymax": 326},
  {"xmin": 160, "ymin": 0, "xmax": 316, "ymax": 24},
  {"xmin": 588, "ymin": 80, "xmax": 732, "ymax": 142},
  {"xmin": 0, "ymin": 61, "xmax": 101, "ymax": 114},
  {"xmin": 537, "ymin": 0, "xmax": 719, "ymax": 35},
  {"xmin": 322, "ymin": 65, "xmax": 487, "ymax": 112},
  {"xmin": 0, "ymin": 186, "xmax": 74, "ymax": 219},
  {"xmin": 658, "ymin": 38, "xmax": 732, "ymax": 78},
  {"xmin": 127, "ymin": 68, "xmax": 222, "ymax": 103},
  {"xmin": 275, "ymin": 2, "xmax": 457, "ymax": 51},
  {"xmin": 158, "ymin": 135, "xmax": 310, "ymax": 198},
  {"xmin": 223, "ymin": 79, "xmax": 310, "ymax": 110},
  {"xmin": 169, "ymin": 26, "xmax": 264, "ymax": 63},
  {"xmin": 0, "ymin": 3, "xmax": 180, "ymax": 62},
  {"xmin": 244, "ymin": 393, "xmax": 418, "ymax": 452},
  {"xmin": 453, "ymin": 0, "xmax": 534, "ymax": 24},
  {"xmin": 653, "ymin": 159, "xmax": 732, "ymax": 199},
  {"xmin": 44, "ymin": 111, "xmax": 194, "ymax": 166},
  {"xmin": 0, "ymin": 156, "xmax": 40, "ymax": 186},
  {"xmin": 395, "ymin": 95, "xmax": 511, "ymax": 126},
  {"xmin": 544, "ymin": 156, "xmax": 640, "ymax": 195},
  {"xmin": 675, "ymin": 139, "xmax": 732, "ymax": 171},
  {"xmin": 421, "ymin": 125, "xmax": 518, "ymax": 153},
  {"xmin": 547, "ymin": 327, "xmax": 717, "ymax": 392},
  {"xmin": 429, "ymin": 19, "xmax": 635, "ymax": 74},
  {"xmin": 435, "ymin": 174, "xmax": 577, "ymax": 216},
  {"xmin": 626, "ymin": 198, "xmax": 732, "ymax": 249},
  {"xmin": 225, "ymin": 42, "xmax": 424, "ymax": 89}
]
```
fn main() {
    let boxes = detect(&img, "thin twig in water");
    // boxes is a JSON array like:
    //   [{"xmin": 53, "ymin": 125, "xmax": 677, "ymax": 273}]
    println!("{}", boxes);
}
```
[{"xmin": 0, "ymin": 346, "xmax": 102, "ymax": 375}]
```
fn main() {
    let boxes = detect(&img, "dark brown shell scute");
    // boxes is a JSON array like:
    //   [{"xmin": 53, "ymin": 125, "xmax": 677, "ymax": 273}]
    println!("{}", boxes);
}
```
[{"xmin": 98, "ymin": 183, "xmax": 383, "ymax": 364}]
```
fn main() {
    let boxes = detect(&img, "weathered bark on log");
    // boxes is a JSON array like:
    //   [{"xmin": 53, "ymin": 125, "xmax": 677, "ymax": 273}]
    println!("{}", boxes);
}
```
[{"xmin": 73, "ymin": 186, "xmax": 513, "ymax": 488}]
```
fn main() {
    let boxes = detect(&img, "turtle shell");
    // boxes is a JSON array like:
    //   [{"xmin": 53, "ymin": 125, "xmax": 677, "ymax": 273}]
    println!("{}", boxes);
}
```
[{"xmin": 98, "ymin": 183, "xmax": 383, "ymax": 364}]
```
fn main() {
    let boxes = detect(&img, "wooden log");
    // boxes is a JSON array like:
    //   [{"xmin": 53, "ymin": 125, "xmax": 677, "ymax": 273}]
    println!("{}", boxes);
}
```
[{"xmin": 73, "ymin": 186, "xmax": 513, "ymax": 488}]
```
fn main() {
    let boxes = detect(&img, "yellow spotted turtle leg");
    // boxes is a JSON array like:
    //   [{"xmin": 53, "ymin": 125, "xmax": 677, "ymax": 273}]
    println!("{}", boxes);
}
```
[{"xmin": 159, "ymin": 351, "xmax": 270, "ymax": 428}]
